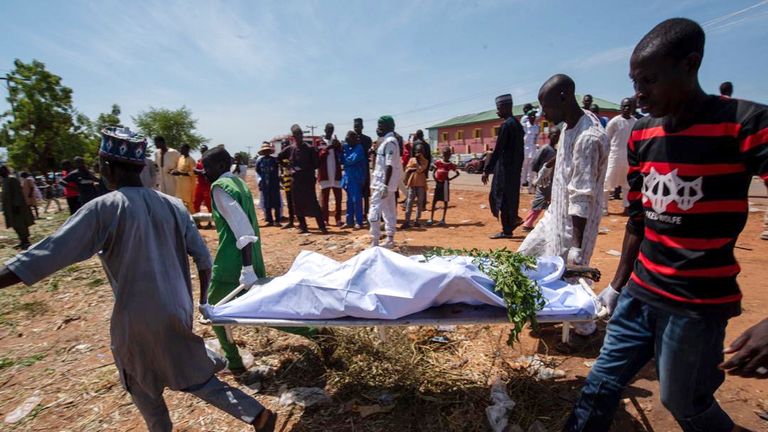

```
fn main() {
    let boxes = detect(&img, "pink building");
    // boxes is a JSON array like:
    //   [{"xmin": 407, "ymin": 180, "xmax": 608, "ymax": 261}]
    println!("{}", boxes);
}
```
[{"xmin": 426, "ymin": 96, "xmax": 621, "ymax": 155}]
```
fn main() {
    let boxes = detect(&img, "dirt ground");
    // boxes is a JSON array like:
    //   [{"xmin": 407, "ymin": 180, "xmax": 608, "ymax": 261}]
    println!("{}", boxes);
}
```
[{"xmin": 0, "ymin": 176, "xmax": 766, "ymax": 431}]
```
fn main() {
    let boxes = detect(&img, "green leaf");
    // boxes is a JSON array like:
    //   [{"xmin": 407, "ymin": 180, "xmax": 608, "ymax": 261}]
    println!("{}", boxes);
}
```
[{"xmin": 424, "ymin": 247, "xmax": 544, "ymax": 344}]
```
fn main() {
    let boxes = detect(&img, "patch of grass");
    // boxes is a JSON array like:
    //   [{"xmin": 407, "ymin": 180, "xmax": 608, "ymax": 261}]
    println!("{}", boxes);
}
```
[
  {"xmin": 17, "ymin": 300, "xmax": 49, "ymax": 317},
  {"xmin": 0, "ymin": 353, "xmax": 46, "ymax": 370},
  {"xmin": 18, "ymin": 353, "xmax": 45, "ymax": 367},
  {"xmin": 45, "ymin": 279, "xmax": 60, "ymax": 292},
  {"xmin": 86, "ymin": 278, "xmax": 105, "ymax": 288}
]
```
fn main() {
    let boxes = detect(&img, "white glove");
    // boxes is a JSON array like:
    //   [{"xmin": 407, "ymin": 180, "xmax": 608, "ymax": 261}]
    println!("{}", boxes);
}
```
[
  {"xmin": 566, "ymin": 247, "xmax": 583, "ymax": 265},
  {"xmin": 535, "ymin": 166, "xmax": 553, "ymax": 188},
  {"xmin": 239, "ymin": 265, "xmax": 258, "ymax": 287},
  {"xmin": 597, "ymin": 284, "xmax": 621, "ymax": 315},
  {"xmin": 380, "ymin": 185, "xmax": 389, "ymax": 199}
]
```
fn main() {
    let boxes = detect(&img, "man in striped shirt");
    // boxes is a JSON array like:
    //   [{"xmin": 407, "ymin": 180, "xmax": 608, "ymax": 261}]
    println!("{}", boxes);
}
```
[{"xmin": 567, "ymin": 18, "xmax": 768, "ymax": 432}]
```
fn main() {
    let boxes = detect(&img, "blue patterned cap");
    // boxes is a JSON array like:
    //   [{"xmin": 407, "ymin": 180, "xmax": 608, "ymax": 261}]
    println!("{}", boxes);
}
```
[{"xmin": 99, "ymin": 127, "xmax": 147, "ymax": 165}]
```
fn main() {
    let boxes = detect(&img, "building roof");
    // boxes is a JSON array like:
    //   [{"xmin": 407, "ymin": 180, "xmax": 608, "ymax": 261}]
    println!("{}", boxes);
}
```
[{"xmin": 427, "ymin": 95, "xmax": 620, "ymax": 129}]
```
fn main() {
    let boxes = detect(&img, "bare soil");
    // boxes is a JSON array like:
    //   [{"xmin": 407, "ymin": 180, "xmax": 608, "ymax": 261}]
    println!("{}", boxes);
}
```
[{"xmin": 0, "ymin": 179, "xmax": 766, "ymax": 431}]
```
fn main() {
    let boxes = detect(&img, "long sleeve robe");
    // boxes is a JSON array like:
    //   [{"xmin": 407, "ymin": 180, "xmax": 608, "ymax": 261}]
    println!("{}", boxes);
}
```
[
  {"xmin": 5, "ymin": 188, "xmax": 219, "ymax": 396},
  {"xmin": 484, "ymin": 115, "xmax": 525, "ymax": 218},
  {"xmin": 518, "ymin": 111, "xmax": 609, "ymax": 264}
]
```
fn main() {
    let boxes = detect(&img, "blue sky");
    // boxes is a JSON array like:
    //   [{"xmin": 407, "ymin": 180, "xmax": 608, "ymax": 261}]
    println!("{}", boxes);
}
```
[{"xmin": 2, "ymin": 0, "xmax": 767, "ymax": 155}]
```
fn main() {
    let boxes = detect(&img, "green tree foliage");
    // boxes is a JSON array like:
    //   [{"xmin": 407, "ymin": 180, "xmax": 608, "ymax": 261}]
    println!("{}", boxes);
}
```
[
  {"xmin": 94, "ymin": 104, "xmax": 122, "ymax": 132},
  {"xmin": 234, "ymin": 151, "xmax": 251, "ymax": 164},
  {"xmin": 133, "ymin": 106, "xmax": 208, "ymax": 151},
  {"xmin": 0, "ymin": 59, "xmax": 97, "ymax": 172}
]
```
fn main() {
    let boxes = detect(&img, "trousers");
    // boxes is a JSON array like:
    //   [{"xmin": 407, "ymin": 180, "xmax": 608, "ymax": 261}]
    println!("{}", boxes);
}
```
[
  {"xmin": 404, "ymin": 186, "xmax": 425, "ymax": 224},
  {"xmin": 345, "ymin": 190, "xmax": 364, "ymax": 226},
  {"xmin": 127, "ymin": 373, "xmax": 263, "ymax": 432},
  {"xmin": 368, "ymin": 187, "xmax": 397, "ymax": 241},
  {"xmin": 565, "ymin": 292, "xmax": 733, "ymax": 432},
  {"xmin": 321, "ymin": 187, "xmax": 342, "ymax": 224}
]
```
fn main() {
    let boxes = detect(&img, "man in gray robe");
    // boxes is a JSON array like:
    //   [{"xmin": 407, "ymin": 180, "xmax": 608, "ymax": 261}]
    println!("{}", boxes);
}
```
[{"xmin": 0, "ymin": 127, "xmax": 277, "ymax": 431}]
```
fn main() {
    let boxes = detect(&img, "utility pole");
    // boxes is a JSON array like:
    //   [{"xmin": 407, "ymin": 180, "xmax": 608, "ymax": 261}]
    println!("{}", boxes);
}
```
[
  {"xmin": 246, "ymin": 145, "xmax": 252, "ymax": 158},
  {"xmin": 305, "ymin": 125, "xmax": 317, "ymax": 139}
]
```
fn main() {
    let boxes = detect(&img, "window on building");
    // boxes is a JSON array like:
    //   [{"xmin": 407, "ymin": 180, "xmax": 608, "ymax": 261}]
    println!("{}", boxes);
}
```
[
  {"xmin": 493, "ymin": 126, "xmax": 500, "ymax": 137},
  {"xmin": 473, "ymin": 128, "xmax": 482, "ymax": 139},
  {"xmin": 456, "ymin": 130, "xmax": 464, "ymax": 140},
  {"xmin": 441, "ymin": 132, "xmax": 448, "ymax": 142}
]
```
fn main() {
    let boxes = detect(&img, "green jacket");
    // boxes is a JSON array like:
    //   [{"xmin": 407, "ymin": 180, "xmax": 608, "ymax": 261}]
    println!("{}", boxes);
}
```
[{"xmin": 210, "ymin": 175, "xmax": 265, "ymax": 286}]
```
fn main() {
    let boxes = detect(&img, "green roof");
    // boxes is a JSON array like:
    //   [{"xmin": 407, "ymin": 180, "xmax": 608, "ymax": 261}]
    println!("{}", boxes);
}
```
[{"xmin": 427, "ymin": 95, "xmax": 620, "ymax": 129}]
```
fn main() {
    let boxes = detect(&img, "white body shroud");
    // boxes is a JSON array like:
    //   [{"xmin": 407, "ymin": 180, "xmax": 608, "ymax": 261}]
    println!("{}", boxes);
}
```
[{"xmin": 205, "ymin": 247, "xmax": 598, "ymax": 322}]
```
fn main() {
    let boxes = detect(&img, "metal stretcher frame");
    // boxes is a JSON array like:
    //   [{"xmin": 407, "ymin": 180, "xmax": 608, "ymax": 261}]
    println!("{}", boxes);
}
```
[{"xmin": 207, "ymin": 279, "xmax": 605, "ymax": 344}]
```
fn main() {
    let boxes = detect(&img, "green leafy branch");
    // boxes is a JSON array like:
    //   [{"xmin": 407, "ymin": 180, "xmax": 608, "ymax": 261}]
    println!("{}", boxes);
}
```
[{"xmin": 423, "ymin": 247, "xmax": 544, "ymax": 344}]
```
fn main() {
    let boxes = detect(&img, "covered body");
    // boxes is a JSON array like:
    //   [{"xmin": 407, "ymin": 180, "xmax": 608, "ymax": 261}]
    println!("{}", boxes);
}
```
[{"xmin": 205, "ymin": 247, "xmax": 597, "ymax": 322}]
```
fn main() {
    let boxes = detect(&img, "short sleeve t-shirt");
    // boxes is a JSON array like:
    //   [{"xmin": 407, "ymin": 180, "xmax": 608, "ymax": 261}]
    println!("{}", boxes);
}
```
[
  {"xmin": 371, "ymin": 134, "xmax": 403, "ymax": 190},
  {"xmin": 434, "ymin": 160, "xmax": 457, "ymax": 182}
]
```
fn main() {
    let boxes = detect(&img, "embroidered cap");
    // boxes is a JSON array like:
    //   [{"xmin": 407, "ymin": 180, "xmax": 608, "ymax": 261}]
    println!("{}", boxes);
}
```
[{"xmin": 99, "ymin": 127, "xmax": 148, "ymax": 165}]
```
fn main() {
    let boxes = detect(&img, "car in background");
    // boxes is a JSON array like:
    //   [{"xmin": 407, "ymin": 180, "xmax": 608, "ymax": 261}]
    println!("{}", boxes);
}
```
[{"xmin": 463, "ymin": 151, "xmax": 492, "ymax": 174}]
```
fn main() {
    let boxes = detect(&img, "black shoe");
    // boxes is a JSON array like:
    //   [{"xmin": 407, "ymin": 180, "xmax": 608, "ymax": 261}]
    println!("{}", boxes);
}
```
[
  {"xmin": 413, "ymin": 221, "xmax": 421, "ymax": 228},
  {"xmin": 522, "ymin": 226, "xmax": 534, "ymax": 232},
  {"xmin": 400, "ymin": 223, "xmax": 411, "ymax": 230},
  {"xmin": 253, "ymin": 409, "xmax": 278, "ymax": 432},
  {"xmin": 281, "ymin": 223, "xmax": 295, "ymax": 230},
  {"xmin": 489, "ymin": 232, "xmax": 513, "ymax": 239}
]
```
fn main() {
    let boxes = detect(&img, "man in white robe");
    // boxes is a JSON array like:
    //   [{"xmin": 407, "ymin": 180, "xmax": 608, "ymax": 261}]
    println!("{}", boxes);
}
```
[
  {"xmin": 521, "ymin": 110, "xmax": 541, "ymax": 192},
  {"xmin": 602, "ymin": 97, "xmax": 637, "ymax": 215},
  {"xmin": 154, "ymin": 136, "xmax": 180, "ymax": 196},
  {"xmin": 519, "ymin": 74, "xmax": 608, "ymax": 270}
]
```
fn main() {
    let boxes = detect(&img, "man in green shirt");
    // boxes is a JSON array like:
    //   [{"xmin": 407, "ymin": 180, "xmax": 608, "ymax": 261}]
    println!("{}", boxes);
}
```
[{"xmin": 202, "ymin": 147, "xmax": 315, "ymax": 382}]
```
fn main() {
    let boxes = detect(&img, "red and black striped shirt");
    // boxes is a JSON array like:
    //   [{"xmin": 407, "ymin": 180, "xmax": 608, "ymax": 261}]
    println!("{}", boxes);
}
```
[{"xmin": 625, "ymin": 95, "xmax": 768, "ymax": 318}]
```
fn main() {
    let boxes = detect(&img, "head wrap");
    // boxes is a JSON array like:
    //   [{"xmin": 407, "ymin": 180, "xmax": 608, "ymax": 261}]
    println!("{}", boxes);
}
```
[
  {"xmin": 291, "ymin": 124, "xmax": 302, "ymax": 134},
  {"xmin": 378, "ymin": 115, "xmax": 395, "ymax": 129},
  {"xmin": 99, "ymin": 127, "xmax": 147, "ymax": 165}
]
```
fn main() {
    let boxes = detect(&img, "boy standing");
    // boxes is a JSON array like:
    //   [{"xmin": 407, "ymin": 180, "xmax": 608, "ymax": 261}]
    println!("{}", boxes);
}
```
[
  {"xmin": 278, "ymin": 149, "xmax": 295, "ymax": 229},
  {"xmin": 401, "ymin": 143, "xmax": 429, "ymax": 229},
  {"xmin": 427, "ymin": 147, "xmax": 460, "ymax": 226},
  {"xmin": 255, "ymin": 142, "xmax": 282, "ymax": 226}
]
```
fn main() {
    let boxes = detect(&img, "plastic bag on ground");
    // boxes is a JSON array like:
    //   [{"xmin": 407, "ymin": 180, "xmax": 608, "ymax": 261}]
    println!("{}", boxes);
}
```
[
  {"xmin": 485, "ymin": 378, "xmax": 515, "ymax": 432},
  {"xmin": 278, "ymin": 387, "xmax": 330, "ymax": 407}
]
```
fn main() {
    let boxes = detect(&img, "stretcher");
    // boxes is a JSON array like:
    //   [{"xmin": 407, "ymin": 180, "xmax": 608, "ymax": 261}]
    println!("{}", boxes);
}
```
[{"xmin": 205, "ymin": 259, "xmax": 606, "ymax": 345}]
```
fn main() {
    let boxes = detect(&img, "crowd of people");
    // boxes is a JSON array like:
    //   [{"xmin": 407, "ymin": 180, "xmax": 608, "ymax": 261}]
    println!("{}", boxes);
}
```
[{"xmin": 0, "ymin": 17, "xmax": 766, "ymax": 432}]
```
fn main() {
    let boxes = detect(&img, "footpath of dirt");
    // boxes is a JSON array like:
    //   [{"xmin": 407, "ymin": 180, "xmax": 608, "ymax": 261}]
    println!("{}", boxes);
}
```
[{"xmin": 0, "ymin": 178, "xmax": 766, "ymax": 431}]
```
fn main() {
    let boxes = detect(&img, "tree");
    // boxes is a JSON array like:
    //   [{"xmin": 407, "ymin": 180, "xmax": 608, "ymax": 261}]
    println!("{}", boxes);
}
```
[
  {"xmin": 133, "ymin": 106, "xmax": 208, "ymax": 151},
  {"xmin": 234, "ymin": 151, "xmax": 251, "ymax": 165},
  {"xmin": 0, "ymin": 59, "xmax": 97, "ymax": 172},
  {"xmin": 94, "ymin": 104, "xmax": 122, "ymax": 132}
]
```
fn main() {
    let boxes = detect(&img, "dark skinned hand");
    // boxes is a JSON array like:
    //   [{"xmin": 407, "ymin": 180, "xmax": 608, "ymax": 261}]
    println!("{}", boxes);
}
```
[
  {"xmin": 720, "ymin": 318, "xmax": 768, "ymax": 378},
  {"xmin": 481, "ymin": 173, "xmax": 489, "ymax": 185}
]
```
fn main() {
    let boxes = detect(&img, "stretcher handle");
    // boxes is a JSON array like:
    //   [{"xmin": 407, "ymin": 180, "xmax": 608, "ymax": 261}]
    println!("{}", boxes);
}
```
[{"xmin": 214, "ymin": 283, "xmax": 250, "ymax": 307}]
